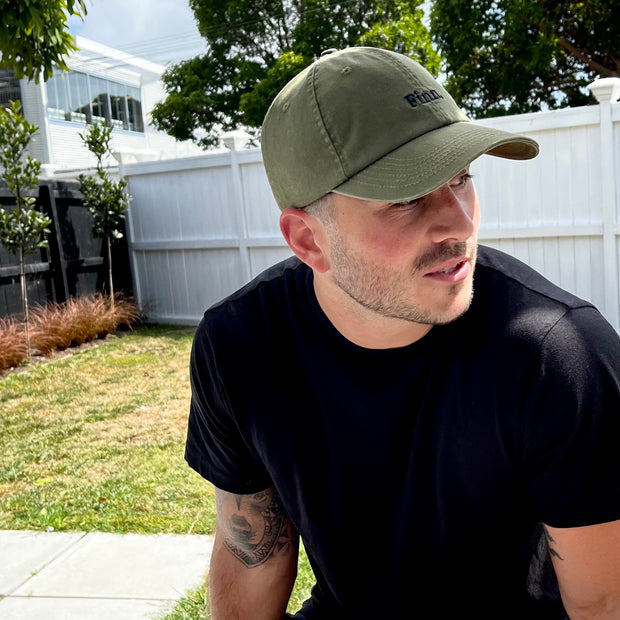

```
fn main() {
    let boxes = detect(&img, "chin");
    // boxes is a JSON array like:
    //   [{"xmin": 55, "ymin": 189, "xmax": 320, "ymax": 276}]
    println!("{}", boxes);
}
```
[{"xmin": 430, "ymin": 288, "xmax": 474, "ymax": 325}]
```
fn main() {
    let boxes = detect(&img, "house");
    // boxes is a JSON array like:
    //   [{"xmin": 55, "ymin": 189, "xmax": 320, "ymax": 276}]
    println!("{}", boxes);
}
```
[{"xmin": 0, "ymin": 36, "xmax": 205, "ymax": 173}]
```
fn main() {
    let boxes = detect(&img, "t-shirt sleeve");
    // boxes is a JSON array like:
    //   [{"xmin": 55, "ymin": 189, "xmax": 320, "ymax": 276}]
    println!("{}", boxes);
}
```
[
  {"xmin": 521, "ymin": 306, "xmax": 620, "ymax": 528},
  {"xmin": 184, "ymin": 316, "xmax": 271, "ymax": 494}
]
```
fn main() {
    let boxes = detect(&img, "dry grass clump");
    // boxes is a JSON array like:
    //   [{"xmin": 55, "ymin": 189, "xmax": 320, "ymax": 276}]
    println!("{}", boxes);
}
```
[
  {"xmin": 0, "ymin": 293, "xmax": 141, "ymax": 368},
  {"xmin": 0, "ymin": 316, "xmax": 28, "ymax": 372}
]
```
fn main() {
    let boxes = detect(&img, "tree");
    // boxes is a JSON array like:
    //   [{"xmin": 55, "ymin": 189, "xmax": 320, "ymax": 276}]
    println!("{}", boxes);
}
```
[
  {"xmin": 430, "ymin": 0, "xmax": 619, "ymax": 118},
  {"xmin": 0, "ymin": 101, "xmax": 51, "ymax": 357},
  {"xmin": 151, "ymin": 0, "xmax": 439, "ymax": 149},
  {"xmin": 78, "ymin": 123, "xmax": 131, "ymax": 314},
  {"xmin": 0, "ymin": 0, "xmax": 87, "ymax": 82}
]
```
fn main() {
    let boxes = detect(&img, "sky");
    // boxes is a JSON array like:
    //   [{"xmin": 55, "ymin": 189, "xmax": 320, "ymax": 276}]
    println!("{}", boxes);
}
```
[
  {"xmin": 68, "ymin": 0, "xmax": 207, "ymax": 67},
  {"xmin": 68, "ymin": 0, "xmax": 434, "ymax": 68}
]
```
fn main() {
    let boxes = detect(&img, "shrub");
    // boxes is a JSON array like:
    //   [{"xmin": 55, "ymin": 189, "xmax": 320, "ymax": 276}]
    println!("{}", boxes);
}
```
[
  {"xmin": 0, "ymin": 316, "xmax": 28, "ymax": 372},
  {"xmin": 0, "ymin": 294, "xmax": 141, "ymax": 370}
]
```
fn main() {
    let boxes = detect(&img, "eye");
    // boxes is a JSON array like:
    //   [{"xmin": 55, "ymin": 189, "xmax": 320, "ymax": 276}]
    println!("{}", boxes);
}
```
[
  {"xmin": 389, "ymin": 197, "xmax": 422, "ymax": 211},
  {"xmin": 451, "ymin": 172, "xmax": 473, "ymax": 188}
]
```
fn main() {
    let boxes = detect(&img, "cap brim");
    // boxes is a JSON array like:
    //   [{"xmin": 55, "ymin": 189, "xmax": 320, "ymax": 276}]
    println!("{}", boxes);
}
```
[{"xmin": 332, "ymin": 121, "xmax": 539, "ymax": 202}]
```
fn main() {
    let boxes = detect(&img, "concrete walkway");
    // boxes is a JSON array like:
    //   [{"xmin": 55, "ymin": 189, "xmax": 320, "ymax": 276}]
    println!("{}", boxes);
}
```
[{"xmin": 0, "ymin": 530, "xmax": 214, "ymax": 619}]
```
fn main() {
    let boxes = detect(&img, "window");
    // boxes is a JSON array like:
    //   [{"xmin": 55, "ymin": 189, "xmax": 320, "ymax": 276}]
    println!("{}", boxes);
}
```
[
  {"xmin": 46, "ymin": 70, "xmax": 144, "ymax": 132},
  {"xmin": 46, "ymin": 70, "xmax": 70, "ymax": 120},
  {"xmin": 0, "ymin": 68, "xmax": 22, "ymax": 108},
  {"xmin": 68, "ymin": 72, "xmax": 90, "ymax": 123},
  {"xmin": 109, "ymin": 81, "xmax": 127, "ymax": 130},
  {"xmin": 89, "ymin": 76, "xmax": 110, "ymax": 125},
  {"xmin": 127, "ymin": 87, "xmax": 144, "ymax": 132}
]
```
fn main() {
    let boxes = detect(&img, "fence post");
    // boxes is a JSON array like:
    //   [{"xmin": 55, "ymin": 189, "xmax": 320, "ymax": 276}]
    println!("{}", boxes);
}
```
[
  {"xmin": 116, "ymin": 156, "xmax": 143, "ymax": 309},
  {"xmin": 38, "ymin": 182, "xmax": 68, "ymax": 303},
  {"xmin": 223, "ymin": 131, "xmax": 252, "ymax": 283},
  {"xmin": 588, "ymin": 77, "xmax": 620, "ymax": 331}
]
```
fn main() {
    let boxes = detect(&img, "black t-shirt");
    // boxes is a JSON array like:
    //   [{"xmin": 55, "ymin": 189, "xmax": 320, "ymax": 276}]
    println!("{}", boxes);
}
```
[{"xmin": 186, "ymin": 245, "xmax": 620, "ymax": 619}]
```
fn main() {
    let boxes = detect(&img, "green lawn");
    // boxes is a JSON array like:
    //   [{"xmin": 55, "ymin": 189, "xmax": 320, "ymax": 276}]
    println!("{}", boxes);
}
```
[{"xmin": 0, "ymin": 324, "xmax": 314, "ymax": 617}]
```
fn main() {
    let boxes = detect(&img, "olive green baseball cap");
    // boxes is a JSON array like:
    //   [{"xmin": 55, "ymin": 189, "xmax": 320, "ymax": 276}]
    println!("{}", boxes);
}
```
[{"xmin": 261, "ymin": 47, "xmax": 539, "ymax": 210}]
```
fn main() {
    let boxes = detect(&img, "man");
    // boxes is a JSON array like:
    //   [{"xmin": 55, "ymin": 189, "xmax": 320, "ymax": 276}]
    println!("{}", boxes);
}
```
[{"xmin": 186, "ymin": 47, "xmax": 620, "ymax": 618}]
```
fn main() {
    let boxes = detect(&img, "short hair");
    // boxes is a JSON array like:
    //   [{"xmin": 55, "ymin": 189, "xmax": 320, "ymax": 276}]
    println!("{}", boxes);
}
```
[{"xmin": 302, "ymin": 193, "xmax": 333, "ymax": 224}]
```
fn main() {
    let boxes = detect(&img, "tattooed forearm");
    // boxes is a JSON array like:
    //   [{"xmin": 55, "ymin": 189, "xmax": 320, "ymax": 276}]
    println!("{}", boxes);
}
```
[
  {"xmin": 544, "ymin": 527, "xmax": 564, "ymax": 561},
  {"xmin": 216, "ymin": 487, "xmax": 294, "ymax": 567}
]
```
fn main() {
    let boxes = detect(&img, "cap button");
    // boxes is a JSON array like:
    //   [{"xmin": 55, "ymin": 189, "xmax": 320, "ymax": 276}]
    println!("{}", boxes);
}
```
[{"xmin": 320, "ymin": 48, "xmax": 338, "ymax": 57}]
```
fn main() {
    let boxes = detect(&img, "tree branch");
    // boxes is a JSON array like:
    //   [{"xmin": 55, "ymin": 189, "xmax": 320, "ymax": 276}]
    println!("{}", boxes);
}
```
[{"xmin": 556, "ymin": 37, "xmax": 617, "ymax": 78}]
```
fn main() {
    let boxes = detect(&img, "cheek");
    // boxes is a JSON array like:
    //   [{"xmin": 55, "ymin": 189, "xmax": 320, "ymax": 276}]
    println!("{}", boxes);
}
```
[
  {"xmin": 361, "ymin": 232, "xmax": 412, "ymax": 263},
  {"xmin": 359, "ymin": 221, "xmax": 424, "ymax": 261}
]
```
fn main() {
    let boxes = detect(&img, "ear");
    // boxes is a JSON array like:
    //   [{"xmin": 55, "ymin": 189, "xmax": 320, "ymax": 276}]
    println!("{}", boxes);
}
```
[{"xmin": 280, "ymin": 208, "xmax": 330, "ymax": 273}]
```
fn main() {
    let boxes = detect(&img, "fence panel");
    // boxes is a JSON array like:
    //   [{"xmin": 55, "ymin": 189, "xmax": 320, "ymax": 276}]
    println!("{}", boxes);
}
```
[
  {"xmin": 124, "ymin": 97, "xmax": 620, "ymax": 332},
  {"xmin": 0, "ymin": 181, "xmax": 132, "ymax": 318},
  {"xmin": 0, "ymin": 190, "xmax": 55, "ymax": 315},
  {"xmin": 124, "ymin": 152, "xmax": 290, "ymax": 323}
]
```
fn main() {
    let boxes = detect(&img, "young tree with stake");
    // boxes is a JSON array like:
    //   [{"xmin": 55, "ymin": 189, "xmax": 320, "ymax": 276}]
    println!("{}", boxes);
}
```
[
  {"xmin": 0, "ymin": 101, "xmax": 51, "ymax": 358},
  {"xmin": 78, "ymin": 123, "xmax": 130, "ymax": 314}
]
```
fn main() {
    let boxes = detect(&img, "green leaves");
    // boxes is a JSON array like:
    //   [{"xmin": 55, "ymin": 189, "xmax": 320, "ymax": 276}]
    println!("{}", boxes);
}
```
[
  {"xmin": 78, "ymin": 123, "xmax": 131, "ymax": 303},
  {"xmin": 78, "ymin": 169, "xmax": 129, "ymax": 241},
  {"xmin": 0, "ymin": 100, "xmax": 50, "ymax": 343},
  {"xmin": 358, "ymin": 2, "xmax": 440, "ymax": 71},
  {"xmin": 0, "ymin": 0, "xmax": 87, "ymax": 82},
  {"xmin": 151, "ymin": 52, "xmax": 250, "ymax": 148},
  {"xmin": 430, "ymin": 0, "xmax": 619, "ymax": 118},
  {"xmin": 77, "ymin": 124, "xmax": 130, "ymax": 243},
  {"xmin": 239, "ymin": 51, "xmax": 311, "ymax": 128},
  {"xmin": 78, "ymin": 123, "xmax": 113, "ymax": 168},
  {"xmin": 0, "ymin": 101, "xmax": 50, "ymax": 257},
  {"xmin": 0, "ymin": 205, "xmax": 51, "ymax": 254},
  {"xmin": 152, "ymin": 0, "xmax": 436, "ymax": 148},
  {"xmin": 0, "ymin": 101, "xmax": 41, "ymax": 195}
]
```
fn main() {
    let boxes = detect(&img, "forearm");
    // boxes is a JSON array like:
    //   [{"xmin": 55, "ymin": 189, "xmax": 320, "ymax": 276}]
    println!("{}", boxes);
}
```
[{"xmin": 209, "ymin": 534, "xmax": 297, "ymax": 619}]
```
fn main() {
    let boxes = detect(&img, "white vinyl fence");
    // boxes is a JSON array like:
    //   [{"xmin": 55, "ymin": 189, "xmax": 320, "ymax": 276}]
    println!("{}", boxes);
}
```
[{"xmin": 123, "ymin": 78, "xmax": 620, "ymax": 332}]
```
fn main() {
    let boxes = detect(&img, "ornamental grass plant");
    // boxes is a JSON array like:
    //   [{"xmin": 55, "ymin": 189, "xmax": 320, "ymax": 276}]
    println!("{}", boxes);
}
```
[
  {"xmin": 0, "ymin": 293, "xmax": 141, "ymax": 371},
  {"xmin": 0, "ymin": 315, "xmax": 29, "ymax": 372}
]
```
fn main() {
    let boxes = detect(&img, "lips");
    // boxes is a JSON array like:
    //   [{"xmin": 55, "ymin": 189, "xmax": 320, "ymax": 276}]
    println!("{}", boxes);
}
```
[{"xmin": 424, "ymin": 257, "xmax": 471, "ymax": 283}]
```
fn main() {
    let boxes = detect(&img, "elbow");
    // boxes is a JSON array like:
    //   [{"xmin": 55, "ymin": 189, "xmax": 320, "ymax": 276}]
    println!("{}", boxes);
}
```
[{"xmin": 563, "ymin": 593, "xmax": 620, "ymax": 619}]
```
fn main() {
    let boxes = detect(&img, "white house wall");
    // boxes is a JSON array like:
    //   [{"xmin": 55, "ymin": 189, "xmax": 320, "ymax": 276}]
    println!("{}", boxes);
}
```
[
  {"xmin": 18, "ymin": 79, "xmax": 48, "ymax": 163},
  {"xmin": 46, "ymin": 122, "xmax": 157, "ymax": 169},
  {"xmin": 14, "ymin": 37, "xmax": 206, "ymax": 170}
]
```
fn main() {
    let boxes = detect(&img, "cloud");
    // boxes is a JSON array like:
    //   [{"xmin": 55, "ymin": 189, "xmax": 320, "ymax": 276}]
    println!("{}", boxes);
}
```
[{"xmin": 69, "ymin": 0, "xmax": 204, "ymax": 64}]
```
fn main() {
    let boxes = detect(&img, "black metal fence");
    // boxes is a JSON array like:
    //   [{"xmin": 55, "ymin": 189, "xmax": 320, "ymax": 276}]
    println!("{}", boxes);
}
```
[{"xmin": 0, "ymin": 180, "xmax": 132, "ymax": 318}]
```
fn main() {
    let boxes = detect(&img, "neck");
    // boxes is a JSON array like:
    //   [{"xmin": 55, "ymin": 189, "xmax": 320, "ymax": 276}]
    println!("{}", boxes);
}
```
[{"xmin": 313, "ymin": 275, "xmax": 432, "ymax": 350}]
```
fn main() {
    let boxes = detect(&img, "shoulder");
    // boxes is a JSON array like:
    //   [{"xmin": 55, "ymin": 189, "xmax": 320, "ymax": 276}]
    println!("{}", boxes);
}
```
[
  {"xmin": 471, "ymin": 245, "xmax": 599, "ymax": 339},
  {"xmin": 208, "ymin": 255, "xmax": 306, "ymax": 313},
  {"xmin": 459, "ymin": 245, "xmax": 620, "ymax": 373},
  {"xmin": 475, "ymin": 245, "xmax": 592, "ymax": 313},
  {"xmin": 198, "ymin": 256, "xmax": 307, "ymax": 331},
  {"xmin": 191, "ymin": 256, "xmax": 311, "ymax": 369}
]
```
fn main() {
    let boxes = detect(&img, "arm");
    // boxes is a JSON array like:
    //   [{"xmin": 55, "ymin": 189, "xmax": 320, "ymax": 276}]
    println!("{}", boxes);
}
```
[
  {"xmin": 209, "ymin": 486, "xmax": 299, "ymax": 620},
  {"xmin": 545, "ymin": 519, "xmax": 620, "ymax": 618}
]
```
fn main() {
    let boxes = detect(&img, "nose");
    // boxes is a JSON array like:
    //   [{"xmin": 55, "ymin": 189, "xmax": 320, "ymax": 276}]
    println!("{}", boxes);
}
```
[{"xmin": 426, "ymin": 184, "xmax": 476, "ymax": 244}]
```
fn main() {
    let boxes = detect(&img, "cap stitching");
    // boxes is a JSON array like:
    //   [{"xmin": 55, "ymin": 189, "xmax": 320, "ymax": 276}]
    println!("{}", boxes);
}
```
[{"xmin": 344, "ymin": 129, "xmax": 527, "ymax": 189}]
